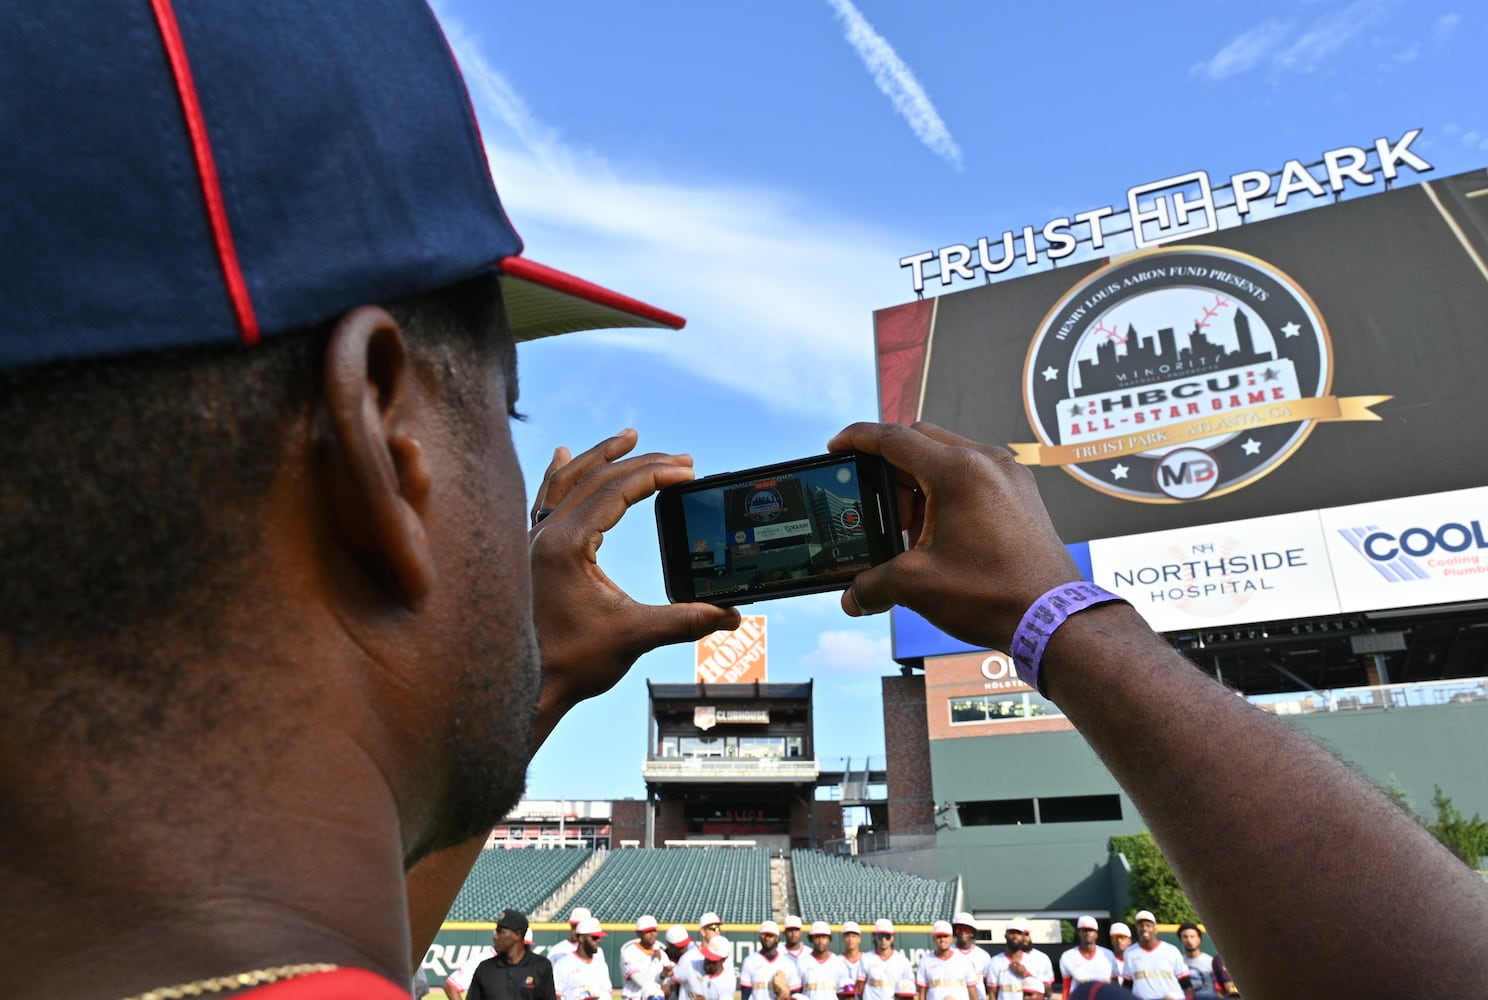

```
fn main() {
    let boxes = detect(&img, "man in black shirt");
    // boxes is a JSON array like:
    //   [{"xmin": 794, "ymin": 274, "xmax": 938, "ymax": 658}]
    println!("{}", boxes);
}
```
[{"xmin": 469, "ymin": 910, "xmax": 557, "ymax": 1000}]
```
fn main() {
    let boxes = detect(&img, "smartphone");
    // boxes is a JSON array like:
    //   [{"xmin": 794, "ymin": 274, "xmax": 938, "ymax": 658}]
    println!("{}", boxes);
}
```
[{"xmin": 656, "ymin": 451, "xmax": 903, "ymax": 606}]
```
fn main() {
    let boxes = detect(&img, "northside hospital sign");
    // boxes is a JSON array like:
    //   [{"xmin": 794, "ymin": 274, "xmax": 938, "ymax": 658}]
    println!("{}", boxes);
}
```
[{"xmin": 897, "ymin": 129, "xmax": 1433, "ymax": 293}]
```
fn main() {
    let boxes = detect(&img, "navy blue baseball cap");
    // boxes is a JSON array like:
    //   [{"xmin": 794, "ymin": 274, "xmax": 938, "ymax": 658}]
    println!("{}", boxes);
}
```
[{"xmin": 0, "ymin": 0, "xmax": 684, "ymax": 370}]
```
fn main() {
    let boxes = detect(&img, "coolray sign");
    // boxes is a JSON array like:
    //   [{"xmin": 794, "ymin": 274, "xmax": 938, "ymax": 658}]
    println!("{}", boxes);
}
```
[
  {"xmin": 1322, "ymin": 487, "xmax": 1488, "ymax": 612},
  {"xmin": 1013, "ymin": 245, "xmax": 1388, "ymax": 503},
  {"xmin": 1089, "ymin": 510, "xmax": 1340, "ymax": 631},
  {"xmin": 898, "ymin": 130, "xmax": 1432, "ymax": 293}
]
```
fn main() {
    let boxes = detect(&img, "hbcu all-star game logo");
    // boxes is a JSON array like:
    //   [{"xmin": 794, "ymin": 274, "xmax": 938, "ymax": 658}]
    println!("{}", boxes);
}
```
[{"xmin": 1013, "ymin": 246, "xmax": 1390, "ymax": 503}]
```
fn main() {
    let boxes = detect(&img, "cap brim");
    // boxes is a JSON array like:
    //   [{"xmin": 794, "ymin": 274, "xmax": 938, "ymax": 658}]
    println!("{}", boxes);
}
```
[{"xmin": 499, "ymin": 256, "xmax": 685, "ymax": 342}]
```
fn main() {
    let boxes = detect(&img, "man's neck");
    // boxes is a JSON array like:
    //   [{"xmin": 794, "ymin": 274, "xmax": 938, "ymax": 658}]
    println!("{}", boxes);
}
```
[
  {"xmin": 876, "ymin": 947, "xmax": 894, "ymax": 959},
  {"xmin": 503, "ymin": 944, "xmax": 527, "ymax": 963},
  {"xmin": 0, "ymin": 693, "xmax": 418, "ymax": 999},
  {"xmin": 1078, "ymin": 945, "xmax": 1096, "ymax": 958}
]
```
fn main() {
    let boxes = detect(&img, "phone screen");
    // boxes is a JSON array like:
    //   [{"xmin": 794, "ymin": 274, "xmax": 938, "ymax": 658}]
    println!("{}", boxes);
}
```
[{"xmin": 658, "ymin": 453, "xmax": 899, "ymax": 605}]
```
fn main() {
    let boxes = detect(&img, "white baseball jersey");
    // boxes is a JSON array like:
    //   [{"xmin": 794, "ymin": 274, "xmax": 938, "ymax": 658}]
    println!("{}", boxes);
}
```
[
  {"xmin": 740, "ymin": 949, "xmax": 802, "ymax": 1000},
  {"xmin": 1121, "ymin": 942, "xmax": 1190, "ymax": 1000},
  {"xmin": 554, "ymin": 953, "xmax": 612, "ymax": 1000},
  {"xmin": 859, "ymin": 950, "xmax": 913, "ymax": 1000},
  {"xmin": 915, "ymin": 951, "xmax": 976, "ymax": 1000},
  {"xmin": 674, "ymin": 961, "xmax": 739, "ymax": 1000},
  {"xmin": 445, "ymin": 947, "xmax": 497, "ymax": 993},
  {"xmin": 841, "ymin": 954, "xmax": 865, "ymax": 988},
  {"xmin": 550, "ymin": 939, "xmax": 579, "ymax": 963},
  {"xmin": 986, "ymin": 952, "xmax": 1051, "ymax": 998},
  {"xmin": 1058, "ymin": 947, "xmax": 1120, "ymax": 988},
  {"xmin": 798, "ymin": 952, "xmax": 853, "ymax": 1000},
  {"xmin": 622, "ymin": 940, "xmax": 670, "ymax": 1000},
  {"xmin": 953, "ymin": 948, "xmax": 991, "ymax": 1000}
]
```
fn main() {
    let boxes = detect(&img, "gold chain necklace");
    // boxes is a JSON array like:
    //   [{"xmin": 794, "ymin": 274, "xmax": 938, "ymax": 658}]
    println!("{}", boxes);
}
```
[{"xmin": 120, "ymin": 963, "xmax": 340, "ymax": 1000}]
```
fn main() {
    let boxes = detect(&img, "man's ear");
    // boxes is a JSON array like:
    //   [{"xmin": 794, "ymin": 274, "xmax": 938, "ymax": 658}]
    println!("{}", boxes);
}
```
[{"xmin": 320, "ymin": 305, "xmax": 436, "ymax": 604}]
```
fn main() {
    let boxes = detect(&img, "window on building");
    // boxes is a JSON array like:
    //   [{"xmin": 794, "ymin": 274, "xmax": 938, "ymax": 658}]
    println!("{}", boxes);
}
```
[
  {"xmin": 958, "ymin": 798, "xmax": 1036, "ymax": 826},
  {"xmin": 949, "ymin": 691, "xmax": 1064, "ymax": 725},
  {"xmin": 1038, "ymin": 794, "xmax": 1122, "ymax": 823}
]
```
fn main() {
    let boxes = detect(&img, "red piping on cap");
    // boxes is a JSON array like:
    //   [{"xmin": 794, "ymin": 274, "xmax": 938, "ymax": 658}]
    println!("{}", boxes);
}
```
[
  {"xmin": 500, "ymin": 256, "xmax": 686, "ymax": 330},
  {"xmin": 149, "ymin": 0, "xmax": 260, "ymax": 345}
]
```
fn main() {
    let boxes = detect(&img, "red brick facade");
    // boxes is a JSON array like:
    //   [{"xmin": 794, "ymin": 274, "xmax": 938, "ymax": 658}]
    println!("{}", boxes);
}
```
[{"xmin": 881, "ymin": 674, "xmax": 934, "ymax": 835}]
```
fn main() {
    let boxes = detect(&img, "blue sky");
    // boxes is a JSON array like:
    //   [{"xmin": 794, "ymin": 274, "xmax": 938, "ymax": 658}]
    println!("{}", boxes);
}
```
[{"xmin": 430, "ymin": 0, "xmax": 1485, "ymax": 803}]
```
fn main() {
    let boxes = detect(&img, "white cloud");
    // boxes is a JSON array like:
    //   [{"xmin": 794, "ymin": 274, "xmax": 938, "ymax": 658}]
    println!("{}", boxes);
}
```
[
  {"xmin": 802, "ymin": 629, "xmax": 894, "ymax": 674},
  {"xmin": 824, "ymin": 0, "xmax": 963, "ymax": 171},
  {"xmin": 1192, "ymin": 2, "xmax": 1391, "ymax": 80},
  {"xmin": 1434, "ymin": 12, "xmax": 1461, "ymax": 40},
  {"xmin": 1192, "ymin": 19, "xmax": 1292, "ymax": 79},
  {"xmin": 437, "ymin": 10, "xmax": 907, "ymax": 421},
  {"xmin": 1463, "ymin": 130, "xmax": 1483, "ymax": 147},
  {"xmin": 1275, "ymin": 1, "xmax": 1387, "ymax": 72}
]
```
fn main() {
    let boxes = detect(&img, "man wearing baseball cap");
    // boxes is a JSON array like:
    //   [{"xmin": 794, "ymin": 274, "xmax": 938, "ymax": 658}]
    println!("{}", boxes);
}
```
[
  {"xmin": 782, "ymin": 915, "xmax": 808, "ymax": 963},
  {"xmin": 553, "ymin": 907, "xmax": 597, "ymax": 963},
  {"xmin": 8, "ymin": 6, "xmax": 1488, "ymax": 1000},
  {"xmin": 680, "ymin": 910, "xmax": 734, "ymax": 980},
  {"xmin": 1106, "ymin": 925, "xmax": 1131, "ymax": 974},
  {"xmin": 840, "ymin": 921, "xmax": 866, "ymax": 987},
  {"xmin": 0, "ymin": 4, "xmax": 740, "ymax": 1000},
  {"xmin": 466, "ymin": 910, "xmax": 556, "ymax": 1000},
  {"xmin": 554, "ymin": 918, "xmax": 610, "ymax": 1000},
  {"xmin": 917, "ymin": 921, "xmax": 975, "ymax": 1000},
  {"xmin": 672, "ymin": 935, "xmax": 737, "ymax": 1000},
  {"xmin": 950, "ymin": 913, "xmax": 990, "ymax": 1000},
  {"xmin": 622, "ymin": 916, "xmax": 666, "ymax": 1000},
  {"xmin": 1058, "ymin": 918, "xmax": 1119, "ymax": 999},
  {"xmin": 1119, "ymin": 914, "xmax": 1190, "ymax": 1000},
  {"xmin": 859, "ymin": 919, "xmax": 912, "ymax": 1000},
  {"xmin": 799, "ymin": 922, "xmax": 853, "ymax": 1000},
  {"xmin": 741, "ymin": 920, "xmax": 800, "ymax": 1000}
]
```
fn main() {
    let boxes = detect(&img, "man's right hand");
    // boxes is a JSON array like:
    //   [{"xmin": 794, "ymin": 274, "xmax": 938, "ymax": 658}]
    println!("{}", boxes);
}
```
[{"xmin": 827, "ymin": 421, "xmax": 1081, "ymax": 651}]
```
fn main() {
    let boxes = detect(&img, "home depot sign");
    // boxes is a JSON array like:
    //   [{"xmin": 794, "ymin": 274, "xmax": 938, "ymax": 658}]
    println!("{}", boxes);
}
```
[{"xmin": 695, "ymin": 615, "xmax": 767, "ymax": 684}]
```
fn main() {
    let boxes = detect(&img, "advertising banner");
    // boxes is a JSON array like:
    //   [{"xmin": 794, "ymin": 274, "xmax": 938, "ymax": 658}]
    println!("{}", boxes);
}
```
[
  {"xmin": 695, "ymin": 615, "xmax": 768, "ymax": 684},
  {"xmin": 1087, "ymin": 510, "xmax": 1341, "ymax": 632},
  {"xmin": 878, "ymin": 169, "xmax": 1488, "ymax": 656},
  {"xmin": 1320, "ymin": 486, "xmax": 1488, "ymax": 613}
]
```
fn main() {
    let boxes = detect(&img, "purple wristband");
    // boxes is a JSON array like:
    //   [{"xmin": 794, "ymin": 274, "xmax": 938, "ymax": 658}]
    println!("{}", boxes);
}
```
[{"xmin": 1010, "ymin": 582, "xmax": 1127, "ymax": 693}]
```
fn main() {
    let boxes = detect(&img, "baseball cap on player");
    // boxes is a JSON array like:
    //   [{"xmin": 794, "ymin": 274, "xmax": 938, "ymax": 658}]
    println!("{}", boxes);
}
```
[
  {"xmin": 760, "ymin": 920, "xmax": 782, "ymax": 936},
  {"xmin": 524, "ymin": 928, "xmax": 534, "ymax": 946},
  {"xmin": 784, "ymin": 916, "xmax": 804, "ymax": 930},
  {"xmin": 0, "ymin": 1, "xmax": 685, "ymax": 371},
  {"xmin": 952, "ymin": 912, "xmax": 977, "ymax": 929},
  {"xmin": 874, "ymin": 919, "xmax": 895, "ymax": 935},
  {"xmin": 1134, "ymin": 910, "xmax": 1156, "ymax": 925},
  {"xmin": 1076, "ymin": 916, "xmax": 1098, "ymax": 931},
  {"xmin": 496, "ymin": 909, "xmax": 530, "ymax": 939},
  {"xmin": 809, "ymin": 921, "xmax": 832, "ymax": 937},
  {"xmin": 575, "ymin": 917, "xmax": 606, "ymax": 938},
  {"xmin": 570, "ymin": 907, "xmax": 594, "ymax": 927},
  {"xmin": 842, "ymin": 921, "xmax": 861, "ymax": 935},
  {"xmin": 1005, "ymin": 920, "xmax": 1030, "ymax": 934},
  {"xmin": 699, "ymin": 912, "xmax": 723, "ymax": 929},
  {"xmin": 1109, "ymin": 922, "xmax": 1131, "ymax": 938},
  {"xmin": 637, "ymin": 916, "xmax": 659, "ymax": 933},
  {"xmin": 700, "ymin": 936, "xmax": 730, "ymax": 962},
  {"xmin": 665, "ymin": 926, "xmax": 692, "ymax": 947},
  {"xmin": 931, "ymin": 920, "xmax": 953, "ymax": 937}
]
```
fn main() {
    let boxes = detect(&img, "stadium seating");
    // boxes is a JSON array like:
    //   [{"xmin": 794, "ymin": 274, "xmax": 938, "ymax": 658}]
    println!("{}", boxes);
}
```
[
  {"xmin": 558, "ymin": 847, "xmax": 773, "ymax": 924},
  {"xmin": 447, "ymin": 847, "xmax": 594, "ymax": 920},
  {"xmin": 791, "ymin": 849, "xmax": 956, "ymax": 924}
]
